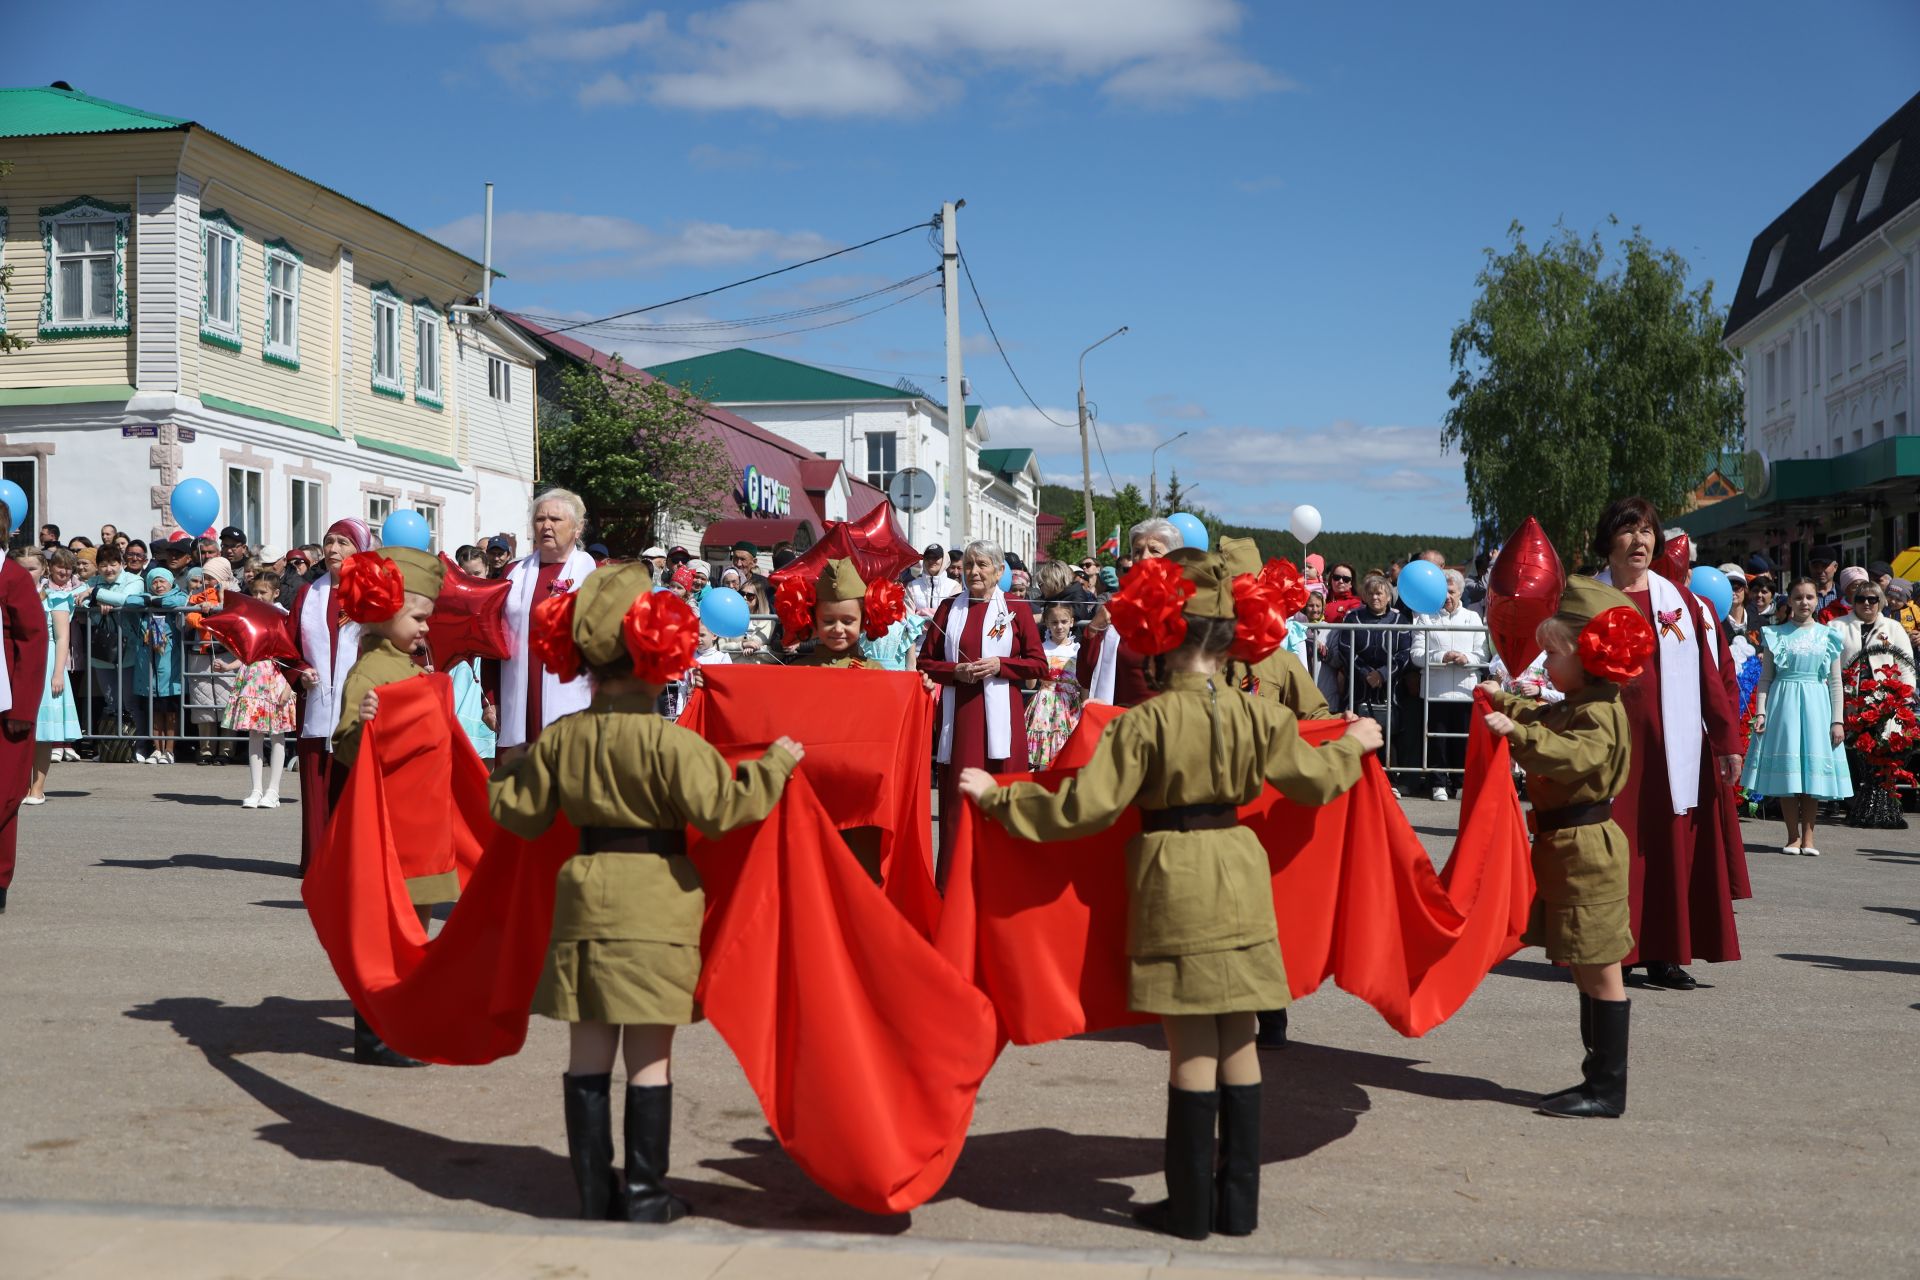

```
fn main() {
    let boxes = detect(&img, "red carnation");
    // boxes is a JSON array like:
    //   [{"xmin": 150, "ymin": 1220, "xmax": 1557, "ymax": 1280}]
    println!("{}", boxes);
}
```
[
  {"xmin": 1106, "ymin": 557, "xmax": 1195, "ymax": 656},
  {"xmin": 623, "ymin": 590, "xmax": 700, "ymax": 685},
  {"xmin": 529, "ymin": 590, "xmax": 582, "ymax": 683},
  {"xmin": 774, "ymin": 574, "xmax": 817, "ymax": 641},
  {"xmin": 863, "ymin": 578, "xmax": 907, "ymax": 640},
  {"xmin": 339, "ymin": 552, "xmax": 405, "ymax": 624}
]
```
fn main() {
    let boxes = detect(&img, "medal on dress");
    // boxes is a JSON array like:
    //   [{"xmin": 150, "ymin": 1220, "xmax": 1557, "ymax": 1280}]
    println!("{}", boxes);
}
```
[{"xmin": 1657, "ymin": 608, "xmax": 1685, "ymax": 642}]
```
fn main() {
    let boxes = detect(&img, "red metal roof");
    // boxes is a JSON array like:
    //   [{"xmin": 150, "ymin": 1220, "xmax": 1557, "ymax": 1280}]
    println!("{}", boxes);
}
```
[
  {"xmin": 702, "ymin": 517, "xmax": 815, "ymax": 551},
  {"xmin": 798, "ymin": 458, "xmax": 842, "ymax": 492},
  {"xmin": 847, "ymin": 477, "xmax": 889, "ymax": 521}
]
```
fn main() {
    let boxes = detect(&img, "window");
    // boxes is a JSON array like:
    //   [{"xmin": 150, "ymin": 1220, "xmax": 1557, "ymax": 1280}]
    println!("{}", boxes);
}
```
[
  {"xmin": 865, "ymin": 432, "xmax": 897, "ymax": 488},
  {"xmin": 226, "ymin": 466, "xmax": 263, "ymax": 548},
  {"xmin": 39, "ymin": 197, "xmax": 130, "ymax": 338},
  {"xmin": 1892, "ymin": 269, "xmax": 1908, "ymax": 348},
  {"xmin": 200, "ymin": 211, "xmax": 243, "ymax": 349},
  {"xmin": 488, "ymin": 355, "xmax": 512, "ymax": 402},
  {"xmin": 1827, "ymin": 306, "xmax": 1843, "ymax": 379},
  {"xmin": 1821, "ymin": 180, "xmax": 1856, "ymax": 249},
  {"xmin": 1764, "ymin": 348, "xmax": 1777, "ymax": 408},
  {"xmin": 1779, "ymin": 335, "xmax": 1793, "ymax": 406},
  {"xmin": 1811, "ymin": 323, "xmax": 1821, "ymax": 387},
  {"xmin": 369, "ymin": 283, "xmax": 403, "ymax": 398},
  {"xmin": 1860, "ymin": 143, "xmax": 1899, "ymax": 219},
  {"xmin": 413, "ymin": 300, "xmax": 442, "ymax": 407},
  {"xmin": 0, "ymin": 460, "xmax": 35, "ymax": 534},
  {"xmin": 290, "ymin": 477, "xmax": 323, "ymax": 550},
  {"xmin": 263, "ymin": 240, "xmax": 301, "ymax": 368},
  {"xmin": 1873, "ymin": 419, "xmax": 1886, "ymax": 443},
  {"xmin": 417, "ymin": 504, "xmax": 441, "ymax": 553},
  {"xmin": 1869, "ymin": 282, "xmax": 1885, "ymax": 355},
  {"xmin": 1757, "ymin": 236, "xmax": 1785, "ymax": 293},
  {"xmin": 366, "ymin": 493, "xmax": 395, "ymax": 527},
  {"xmin": 1848, "ymin": 295, "xmax": 1863, "ymax": 367}
]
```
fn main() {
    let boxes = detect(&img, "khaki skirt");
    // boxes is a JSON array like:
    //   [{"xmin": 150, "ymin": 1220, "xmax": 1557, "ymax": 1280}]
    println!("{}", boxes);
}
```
[
  {"xmin": 534, "ymin": 938, "xmax": 702, "ymax": 1026},
  {"xmin": 1522, "ymin": 823, "xmax": 1632, "ymax": 965},
  {"xmin": 1128, "ymin": 937, "xmax": 1290, "ymax": 1016}
]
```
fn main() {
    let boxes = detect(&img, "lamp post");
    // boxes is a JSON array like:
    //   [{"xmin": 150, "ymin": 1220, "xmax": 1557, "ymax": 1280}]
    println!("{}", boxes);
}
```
[
  {"xmin": 1077, "ymin": 326, "xmax": 1128, "ymax": 558},
  {"xmin": 1149, "ymin": 430, "xmax": 1189, "ymax": 515}
]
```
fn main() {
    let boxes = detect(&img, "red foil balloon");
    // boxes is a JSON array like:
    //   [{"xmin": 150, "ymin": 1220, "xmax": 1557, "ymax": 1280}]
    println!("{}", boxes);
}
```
[
  {"xmin": 1485, "ymin": 516, "xmax": 1566, "ymax": 676},
  {"xmin": 769, "ymin": 502, "xmax": 922, "ymax": 595},
  {"xmin": 426, "ymin": 553, "xmax": 514, "ymax": 672},
  {"xmin": 187, "ymin": 592, "xmax": 302, "ymax": 666},
  {"xmin": 1656, "ymin": 531, "xmax": 1692, "ymax": 588}
]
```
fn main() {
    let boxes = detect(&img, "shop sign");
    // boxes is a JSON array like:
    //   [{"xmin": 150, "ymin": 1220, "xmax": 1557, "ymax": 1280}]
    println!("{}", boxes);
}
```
[{"xmin": 742, "ymin": 465, "xmax": 791, "ymax": 516}]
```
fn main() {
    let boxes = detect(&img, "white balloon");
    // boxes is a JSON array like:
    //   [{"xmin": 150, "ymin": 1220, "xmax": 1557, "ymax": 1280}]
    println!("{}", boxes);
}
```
[{"xmin": 1289, "ymin": 504, "xmax": 1322, "ymax": 545}]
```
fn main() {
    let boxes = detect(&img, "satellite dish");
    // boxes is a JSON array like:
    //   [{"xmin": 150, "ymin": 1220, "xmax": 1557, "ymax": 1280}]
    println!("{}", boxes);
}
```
[{"xmin": 887, "ymin": 467, "xmax": 936, "ymax": 514}]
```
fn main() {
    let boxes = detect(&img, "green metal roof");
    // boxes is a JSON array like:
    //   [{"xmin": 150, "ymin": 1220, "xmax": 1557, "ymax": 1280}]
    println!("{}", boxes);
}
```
[
  {"xmin": 0, "ymin": 85, "xmax": 188, "ymax": 138},
  {"xmin": 978, "ymin": 447, "xmax": 1034, "ymax": 477},
  {"xmin": 1675, "ymin": 436, "xmax": 1920, "ymax": 538},
  {"xmin": 644, "ymin": 347, "xmax": 979, "ymax": 427}
]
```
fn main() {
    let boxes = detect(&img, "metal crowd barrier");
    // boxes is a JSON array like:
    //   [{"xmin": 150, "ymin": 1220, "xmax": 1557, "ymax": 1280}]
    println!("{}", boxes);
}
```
[
  {"xmin": 64, "ymin": 605, "xmax": 257, "ymax": 761},
  {"xmin": 1299, "ymin": 617, "xmax": 1495, "ymax": 781}
]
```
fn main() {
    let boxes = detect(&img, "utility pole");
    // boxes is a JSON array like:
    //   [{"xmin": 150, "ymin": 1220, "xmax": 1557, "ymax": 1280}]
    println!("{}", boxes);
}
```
[
  {"xmin": 1078, "ymin": 327, "xmax": 1128, "ymax": 555},
  {"xmin": 1150, "ymin": 429, "xmax": 1189, "ymax": 515},
  {"xmin": 941, "ymin": 200, "xmax": 968, "ymax": 547}
]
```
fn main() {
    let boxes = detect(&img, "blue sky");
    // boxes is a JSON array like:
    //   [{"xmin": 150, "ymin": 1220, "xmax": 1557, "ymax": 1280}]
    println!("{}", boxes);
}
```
[{"xmin": 10, "ymin": 1, "xmax": 1919, "ymax": 535}]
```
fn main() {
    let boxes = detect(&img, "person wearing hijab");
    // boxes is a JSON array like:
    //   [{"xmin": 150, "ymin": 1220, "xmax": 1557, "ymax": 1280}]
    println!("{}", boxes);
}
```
[{"xmin": 291, "ymin": 518, "xmax": 375, "ymax": 875}]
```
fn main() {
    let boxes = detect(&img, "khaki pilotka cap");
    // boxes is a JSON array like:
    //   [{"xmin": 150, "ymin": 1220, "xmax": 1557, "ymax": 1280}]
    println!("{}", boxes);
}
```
[
  {"xmin": 569, "ymin": 561, "xmax": 651, "ymax": 668},
  {"xmin": 376, "ymin": 547, "xmax": 446, "ymax": 601},
  {"xmin": 813, "ymin": 557, "xmax": 867, "ymax": 604},
  {"xmin": 1166, "ymin": 547, "xmax": 1237, "ymax": 620},
  {"xmin": 1554, "ymin": 575, "xmax": 1635, "ymax": 629}
]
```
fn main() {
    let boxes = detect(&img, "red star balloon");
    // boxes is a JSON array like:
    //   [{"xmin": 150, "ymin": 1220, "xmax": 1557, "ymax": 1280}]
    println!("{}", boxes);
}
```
[
  {"xmin": 184, "ymin": 592, "xmax": 301, "ymax": 666},
  {"xmin": 1656, "ymin": 531, "xmax": 1692, "ymax": 588},
  {"xmin": 427, "ymin": 553, "xmax": 514, "ymax": 671},
  {"xmin": 1485, "ymin": 516, "xmax": 1566, "ymax": 676}
]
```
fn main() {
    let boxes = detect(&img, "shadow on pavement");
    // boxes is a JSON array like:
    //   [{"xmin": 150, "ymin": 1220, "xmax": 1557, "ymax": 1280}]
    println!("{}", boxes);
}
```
[
  {"xmin": 96, "ymin": 853, "xmax": 299, "ymax": 878},
  {"xmin": 1776, "ymin": 952, "xmax": 1920, "ymax": 976},
  {"xmin": 252, "ymin": 900, "xmax": 309, "ymax": 910},
  {"xmin": 152, "ymin": 792, "xmax": 243, "ymax": 807},
  {"xmin": 1857, "ymin": 847, "xmax": 1920, "ymax": 865},
  {"xmin": 1491, "ymin": 957, "xmax": 1573, "ymax": 985},
  {"xmin": 1863, "ymin": 905, "xmax": 1920, "ymax": 926}
]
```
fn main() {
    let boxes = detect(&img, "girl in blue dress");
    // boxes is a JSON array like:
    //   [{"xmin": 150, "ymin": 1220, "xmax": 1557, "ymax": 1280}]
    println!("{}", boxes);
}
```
[
  {"xmin": 1741, "ymin": 577, "xmax": 1851, "ymax": 856},
  {"xmin": 133, "ymin": 566, "xmax": 189, "ymax": 765},
  {"xmin": 22, "ymin": 548, "xmax": 85, "ymax": 804}
]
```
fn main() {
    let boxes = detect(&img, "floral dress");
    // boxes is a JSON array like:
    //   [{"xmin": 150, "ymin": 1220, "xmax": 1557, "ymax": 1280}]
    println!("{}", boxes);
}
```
[
  {"xmin": 224, "ymin": 660, "xmax": 297, "ymax": 734},
  {"xmin": 1025, "ymin": 636, "xmax": 1085, "ymax": 771},
  {"xmin": 38, "ymin": 586, "xmax": 83, "ymax": 742}
]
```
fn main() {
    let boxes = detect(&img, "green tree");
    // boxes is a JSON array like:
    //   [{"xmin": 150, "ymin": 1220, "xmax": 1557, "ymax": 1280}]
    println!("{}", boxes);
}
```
[
  {"xmin": 1442, "ymin": 219, "xmax": 1742, "ymax": 562},
  {"xmin": 540, "ymin": 362, "xmax": 736, "ymax": 554},
  {"xmin": 0, "ymin": 160, "xmax": 27, "ymax": 355}
]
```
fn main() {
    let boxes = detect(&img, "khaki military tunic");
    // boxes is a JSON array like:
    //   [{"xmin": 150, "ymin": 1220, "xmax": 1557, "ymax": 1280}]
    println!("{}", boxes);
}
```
[
  {"xmin": 332, "ymin": 638, "xmax": 459, "ymax": 906},
  {"xmin": 1490, "ymin": 684, "xmax": 1633, "ymax": 965},
  {"xmin": 490, "ymin": 692, "xmax": 796, "ymax": 1025},
  {"xmin": 792, "ymin": 650, "xmax": 872, "ymax": 669},
  {"xmin": 978, "ymin": 670, "xmax": 1366, "ymax": 1014},
  {"xmin": 1242, "ymin": 650, "xmax": 1331, "ymax": 719}
]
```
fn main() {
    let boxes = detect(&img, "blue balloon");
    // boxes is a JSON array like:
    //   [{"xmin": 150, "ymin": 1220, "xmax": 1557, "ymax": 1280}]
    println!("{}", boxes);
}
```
[
  {"xmin": 0, "ymin": 479, "xmax": 26, "ymax": 532},
  {"xmin": 998, "ymin": 565, "xmax": 1014, "ymax": 593},
  {"xmin": 1397, "ymin": 560, "xmax": 1449, "ymax": 615},
  {"xmin": 381, "ymin": 510, "xmax": 432, "ymax": 550},
  {"xmin": 169, "ymin": 478, "xmax": 220, "ymax": 536},
  {"xmin": 1167, "ymin": 512, "xmax": 1209, "ymax": 552},
  {"xmin": 1690, "ymin": 566, "xmax": 1733, "ymax": 622},
  {"xmin": 700, "ymin": 586, "xmax": 751, "ymax": 638}
]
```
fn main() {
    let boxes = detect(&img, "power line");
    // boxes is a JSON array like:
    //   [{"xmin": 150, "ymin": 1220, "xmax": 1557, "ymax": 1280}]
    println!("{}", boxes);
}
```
[
  {"xmin": 519, "ymin": 270, "xmax": 938, "ymax": 336},
  {"xmin": 583, "ymin": 283, "xmax": 943, "ymax": 353},
  {"xmin": 1087, "ymin": 403, "xmax": 1121, "ymax": 495},
  {"xmin": 545, "ymin": 219, "xmax": 936, "ymax": 335},
  {"xmin": 956, "ymin": 246, "xmax": 1075, "ymax": 428}
]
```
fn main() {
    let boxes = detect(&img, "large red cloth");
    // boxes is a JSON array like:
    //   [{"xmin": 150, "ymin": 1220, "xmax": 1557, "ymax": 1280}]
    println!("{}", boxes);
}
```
[
  {"xmin": 0, "ymin": 559, "xmax": 49, "ymax": 890},
  {"xmin": 305, "ymin": 677, "xmax": 1532, "ymax": 1214},
  {"xmin": 678, "ymin": 666, "xmax": 941, "ymax": 937},
  {"xmin": 1616, "ymin": 587, "xmax": 1749, "ymax": 967}
]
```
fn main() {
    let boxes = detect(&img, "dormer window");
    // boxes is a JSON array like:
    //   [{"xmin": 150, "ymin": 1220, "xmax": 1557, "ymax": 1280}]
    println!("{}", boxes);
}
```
[
  {"xmin": 1758, "ymin": 236, "xmax": 1786, "ymax": 293},
  {"xmin": 1860, "ymin": 142, "xmax": 1900, "ymax": 219},
  {"xmin": 1821, "ymin": 179, "xmax": 1857, "ymax": 249}
]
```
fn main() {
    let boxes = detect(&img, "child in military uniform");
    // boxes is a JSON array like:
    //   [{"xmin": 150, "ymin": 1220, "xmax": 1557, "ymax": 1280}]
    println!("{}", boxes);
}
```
[
  {"xmin": 1479, "ymin": 576, "xmax": 1655, "ymax": 1120},
  {"xmin": 960, "ymin": 548, "xmax": 1382, "ymax": 1241},
  {"xmin": 777, "ymin": 556, "xmax": 905, "ymax": 668},
  {"xmin": 489, "ymin": 562, "xmax": 803, "ymax": 1223}
]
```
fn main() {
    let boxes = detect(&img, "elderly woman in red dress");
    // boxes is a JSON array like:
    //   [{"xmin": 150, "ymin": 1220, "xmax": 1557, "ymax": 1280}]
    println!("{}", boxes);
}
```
[
  {"xmin": 1592, "ymin": 497, "xmax": 1749, "ymax": 990},
  {"xmin": 1077, "ymin": 518, "xmax": 1183, "ymax": 708},
  {"xmin": 921, "ymin": 539, "xmax": 1046, "ymax": 882}
]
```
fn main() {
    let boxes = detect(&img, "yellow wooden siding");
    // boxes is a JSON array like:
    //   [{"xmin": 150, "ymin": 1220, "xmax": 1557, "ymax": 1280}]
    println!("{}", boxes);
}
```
[
  {"xmin": 346, "ymin": 263, "xmax": 457, "ymax": 460},
  {"xmin": 0, "ymin": 133, "xmax": 179, "ymax": 388},
  {"xmin": 185, "ymin": 181, "xmax": 335, "ymax": 428},
  {"xmin": 456, "ymin": 326, "xmax": 535, "ymax": 478}
]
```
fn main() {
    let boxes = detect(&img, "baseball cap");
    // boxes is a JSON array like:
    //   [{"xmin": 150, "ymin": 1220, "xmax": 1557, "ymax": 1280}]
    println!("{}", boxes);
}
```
[
  {"xmin": 642, "ymin": 545, "xmax": 666, "ymax": 559},
  {"xmin": 1717, "ymin": 562, "xmax": 1746, "ymax": 584},
  {"xmin": 923, "ymin": 543, "xmax": 944, "ymax": 558},
  {"xmin": 486, "ymin": 536, "xmax": 511, "ymax": 554},
  {"xmin": 1744, "ymin": 552, "xmax": 1774, "ymax": 576},
  {"xmin": 219, "ymin": 525, "xmax": 247, "ymax": 544},
  {"xmin": 1809, "ymin": 545, "xmax": 1840, "ymax": 565},
  {"xmin": 1869, "ymin": 560, "xmax": 1893, "ymax": 579},
  {"xmin": 667, "ymin": 546, "xmax": 692, "ymax": 565},
  {"xmin": 587, "ymin": 542, "xmax": 611, "ymax": 559}
]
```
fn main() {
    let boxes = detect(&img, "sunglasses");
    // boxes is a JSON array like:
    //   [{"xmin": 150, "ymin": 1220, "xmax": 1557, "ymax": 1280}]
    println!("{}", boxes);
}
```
[
  {"xmin": 1330, "ymin": 574, "xmax": 1353, "ymax": 583},
  {"xmin": 1856, "ymin": 595, "xmax": 1883, "ymax": 606}
]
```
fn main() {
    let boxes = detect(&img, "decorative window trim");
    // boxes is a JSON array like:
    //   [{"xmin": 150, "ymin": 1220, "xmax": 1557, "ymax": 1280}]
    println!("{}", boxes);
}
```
[
  {"xmin": 261, "ymin": 238, "xmax": 302, "ymax": 370},
  {"xmin": 0, "ymin": 211, "xmax": 8, "ymax": 333},
  {"xmin": 412, "ymin": 297, "xmax": 444, "ymax": 409},
  {"xmin": 199, "ymin": 209, "xmax": 244, "ymax": 350},
  {"xmin": 369, "ymin": 281, "xmax": 404, "ymax": 398},
  {"xmin": 39, "ymin": 196, "xmax": 131, "ymax": 339}
]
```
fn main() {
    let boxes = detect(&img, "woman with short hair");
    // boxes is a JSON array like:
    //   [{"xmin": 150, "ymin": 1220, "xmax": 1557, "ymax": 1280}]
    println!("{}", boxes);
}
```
[
  {"xmin": 1077, "ymin": 519, "xmax": 1184, "ymax": 707},
  {"xmin": 490, "ymin": 488, "xmax": 598, "ymax": 765}
]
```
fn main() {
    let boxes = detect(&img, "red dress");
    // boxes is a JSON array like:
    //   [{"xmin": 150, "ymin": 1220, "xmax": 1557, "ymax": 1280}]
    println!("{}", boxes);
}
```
[
  {"xmin": 1614, "ymin": 587, "xmax": 1750, "ymax": 967},
  {"xmin": 1074, "ymin": 630, "xmax": 1152, "ymax": 708},
  {"xmin": 0, "ymin": 559, "xmax": 49, "ymax": 892},
  {"xmin": 921, "ymin": 593, "xmax": 1046, "ymax": 874}
]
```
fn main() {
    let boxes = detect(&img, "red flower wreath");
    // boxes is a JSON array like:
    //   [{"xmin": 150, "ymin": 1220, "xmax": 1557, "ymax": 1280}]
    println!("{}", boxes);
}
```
[
  {"xmin": 339, "ymin": 552, "xmax": 405, "ymax": 624},
  {"xmin": 623, "ymin": 590, "xmax": 700, "ymax": 685},
  {"xmin": 774, "ymin": 574, "xmax": 817, "ymax": 640},
  {"xmin": 1106, "ymin": 557, "xmax": 1196, "ymax": 656},
  {"xmin": 1578, "ymin": 606, "xmax": 1656, "ymax": 684},
  {"xmin": 862, "ymin": 578, "xmax": 907, "ymax": 640},
  {"xmin": 1229, "ymin": 575, "xmax": 1288, "ymax": 664},
  {"xmin": 529, "ymin": 590, "xmax": 582, "ymax": 683}
]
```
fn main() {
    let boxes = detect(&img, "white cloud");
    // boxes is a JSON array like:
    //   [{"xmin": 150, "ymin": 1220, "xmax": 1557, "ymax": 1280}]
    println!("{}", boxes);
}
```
[
  {"xmin": 1102, "ymin": 53, "xmax": 1293, "ymax": 104},
  {"xmin": 485, "ymin": 17, "xmax": 667, "ymax": 91},
  {"xmin": 1147, "ymin": 394, "xmax": 1208, "ymax": 420},
  {"xmin": 429, "ymin": 210, "xmax": 833, "ymax": 280}
]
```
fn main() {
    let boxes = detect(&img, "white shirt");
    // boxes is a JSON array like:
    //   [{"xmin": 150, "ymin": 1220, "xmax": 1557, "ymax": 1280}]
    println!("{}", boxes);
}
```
[
  {"xmin": 905, "ymin": 568, "xmax": 960, "ymax": 615},
  {"xmin": 1408, "ymin": 604, "xmax": 1491, "ymax": 702}
]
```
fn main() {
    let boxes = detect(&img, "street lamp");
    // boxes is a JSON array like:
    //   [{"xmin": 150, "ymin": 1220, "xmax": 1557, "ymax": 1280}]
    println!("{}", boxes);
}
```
[
  {"xmin": 1150, "ymin": 430, "xmax": 1189, "ymax": 515},
  {"xmin": 1077, "ymin": 326, "xmax": 1128, "ymax": 556}
]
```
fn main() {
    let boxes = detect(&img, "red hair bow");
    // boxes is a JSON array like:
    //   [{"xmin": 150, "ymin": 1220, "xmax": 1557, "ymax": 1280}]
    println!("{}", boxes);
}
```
[
  {"xmin": 1578, "ymin": 605, "xmax": 1656, "ymax": 684},
  {"xmin": 529, "ymin": 590, "xmax": 583, "ymax": 683},
  {"xmin": 1106, "ymin": 558, "xmax": 1196, "ymax": 656},
  {"xmin": 774, "ymin": 574, "xmax": 817, "ymax": 641},
  {"xmin": 1230, "ymin": 576, "xmax": 1288, "ymax": 664},
  {"xmin": 862, "ymin": 579, "xmax": 907, "ymax": 640},
  {"xmin": 623, "ymin": 590, "xmax": 700, "ymax": 685},
  {"xmin": 1256, "ymin": 557, "xmax": 1309, "ymax": 620},
  {"xmin": 339, "ymin": 552, "xmax": 404, "ymax": 624}
]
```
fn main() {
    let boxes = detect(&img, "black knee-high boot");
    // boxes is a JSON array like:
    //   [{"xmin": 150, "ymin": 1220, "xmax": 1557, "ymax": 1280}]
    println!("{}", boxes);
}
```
[
  {"xmin": 1254, "ymin": 1008, "xmax": 1289, "ymax": 1049},
  {"xmin": 1133, "ymin": 1086, "xmax": 1217, "ymax": 1241},
  {"xmin": 352, "ymin": 1011, "xmax": 425, "ymax": 1068},
  {"xmin": 561, "ymin": 1073, "xmax": 617, "ymax": 1219},
  {"xmin": 1539, "ymin": 998, "xmax": 1628, "ymax": 1118},
  {"xmin": 1538, "ymin": 992, "xmax": 1593, "ymax": 1106},
  {"xmin": 1213, "ymin": 1082, "xmax": 1261, "ymax": 1236},
  {"xmin": 622, "ymin": 1083, "xmax": 691, "ymax": 1223}
]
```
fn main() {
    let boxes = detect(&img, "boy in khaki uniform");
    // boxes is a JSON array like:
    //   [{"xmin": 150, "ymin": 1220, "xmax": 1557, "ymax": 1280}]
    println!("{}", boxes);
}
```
[
  {"xmin": 778, "ymin": 556, "xmax": 905, "ymax": 668},
  {"xmin": 1480, "ymin": 575, "xmax": 1654, "ymax": 1120},
  {"xmin": 489, "ymin": 561, "xmax": 803, "ymax": 1223},
  {"xmin": 961, "ymin": 548, "xmax": 1380, "ymax": 1241}
]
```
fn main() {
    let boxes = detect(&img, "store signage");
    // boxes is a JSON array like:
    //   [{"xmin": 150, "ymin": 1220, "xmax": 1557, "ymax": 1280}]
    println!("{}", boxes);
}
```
[{"xmin": 741, "ymin": 465, "xmax": 791, "ymax": 517}]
